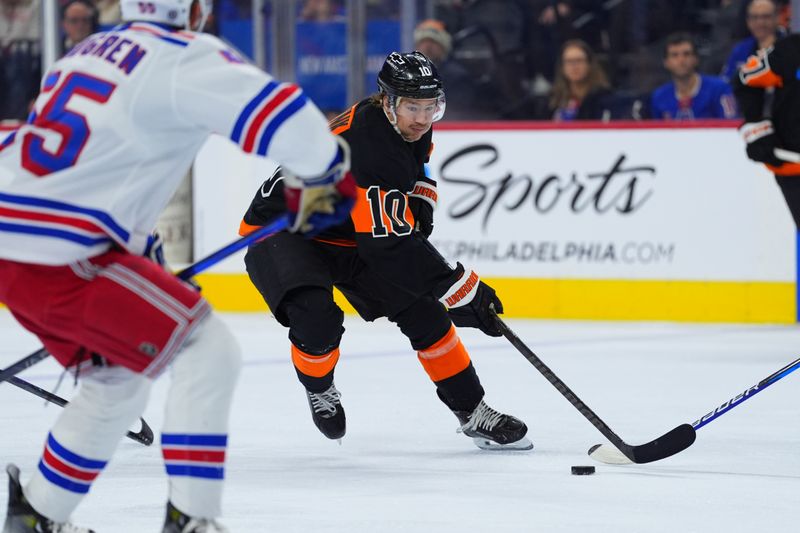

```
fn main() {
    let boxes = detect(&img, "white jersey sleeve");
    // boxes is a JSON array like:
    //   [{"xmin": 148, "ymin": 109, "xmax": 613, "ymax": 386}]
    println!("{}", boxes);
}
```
[
  {"xmin": 0, "ymin": 23, "xmax": 339, "ymax": 266},
  {"xmin": 172, "ymin": 35, "xmax": 337, "ymax": 179}
]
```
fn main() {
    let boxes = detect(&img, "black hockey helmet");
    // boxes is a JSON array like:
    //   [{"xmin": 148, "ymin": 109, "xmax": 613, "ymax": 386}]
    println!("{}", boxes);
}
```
[{"xmin": 377, "ymin": 51, "xmax": 444, "ymax": 100}]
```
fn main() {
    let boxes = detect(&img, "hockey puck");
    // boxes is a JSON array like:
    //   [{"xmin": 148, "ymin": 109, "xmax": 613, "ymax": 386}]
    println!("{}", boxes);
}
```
[{"xmin": 571, "ymin": 465, "xmax": 595, "ymax": 475}]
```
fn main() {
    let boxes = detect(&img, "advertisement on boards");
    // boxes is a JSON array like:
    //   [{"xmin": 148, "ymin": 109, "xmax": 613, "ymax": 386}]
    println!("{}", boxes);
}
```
[{"xmin": 427, "ymin": 126, "xmax": 793, "ymax": 282}]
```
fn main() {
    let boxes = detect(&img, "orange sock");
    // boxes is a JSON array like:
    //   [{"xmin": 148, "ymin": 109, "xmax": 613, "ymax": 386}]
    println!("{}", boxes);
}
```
[
  {"xmin": 292, "ymin": 344, "xmax": 340, "ymax": 378},
  {"xmin": 417, "ymin": 325, "xmax": 471, "ymax": 382}
]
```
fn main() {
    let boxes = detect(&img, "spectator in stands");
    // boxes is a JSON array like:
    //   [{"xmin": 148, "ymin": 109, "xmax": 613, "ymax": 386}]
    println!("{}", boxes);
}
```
[
  {"xmin": 722, "ymin": 0, "xmax": 784, "ymax": 82},
  {"xmin": 61, "ymin": 0, "xmax": 98, "ymax": 53},
  {"xmin": 528, "ymin": 0, "xmax": 601, "ymax": 85},
  {"xmin": 413, "ymin": 18, "xmax": 490, "ymax": 120},
  {"xmin": 0, "ymin": 0, "xmax": 41, "ymax": 121},
  {"xmin": 650, "ymin": 32, "xmax": 738, "ymax": 120},
  {"xmin": 549, "ymin": 39, "xmax": 614, "ymax": 121},
  {"xmin": 0, "ymin": 0, "xmax": 40, "ymax": 48},
  {"xmin": 413, "ymin": 19, "xmax": 452, "ymax": 68},
  {"xmin": 299, "ymin": 0, "xmax": 344, "ymax": 22}
]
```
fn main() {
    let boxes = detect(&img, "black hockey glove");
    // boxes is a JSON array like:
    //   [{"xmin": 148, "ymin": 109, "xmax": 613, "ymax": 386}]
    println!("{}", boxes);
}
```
[
  {"xmin": 740, "ymin": 120, "xmax": 784, "ymax": 167},
  {"xmin": 408, "ymin": 176, "xmax": 438, "ymax": 238},
  {"xmin": 435, "ymin": 263, "xmax": 504, "ymax": 337}
]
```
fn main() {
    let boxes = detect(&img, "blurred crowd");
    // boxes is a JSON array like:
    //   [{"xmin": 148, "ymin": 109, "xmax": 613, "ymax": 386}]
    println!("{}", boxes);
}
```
[
  {"xmin": 424, "ymin": 0, "xmax": 791, "ymax": 120},
  {"xmin": 0, "ymin": 0, "xmax": 793, "ymax": 122},
  {"xmin": 0, "ymin": 0, "xmax": 118, "ymax": 121}
]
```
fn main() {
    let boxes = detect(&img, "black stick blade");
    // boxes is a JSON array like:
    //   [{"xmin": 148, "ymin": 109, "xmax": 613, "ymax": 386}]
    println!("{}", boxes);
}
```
[
  {"xmin": 589, "ymin": 423, "xmax": 697, "ymax": 465},
  {"xmin": 125, "ymin": 417, "xmax": 155, "ymax": 446},
  {"xmin": 631, "ymin": 423, "xmax": 696, "ymax": 463}
]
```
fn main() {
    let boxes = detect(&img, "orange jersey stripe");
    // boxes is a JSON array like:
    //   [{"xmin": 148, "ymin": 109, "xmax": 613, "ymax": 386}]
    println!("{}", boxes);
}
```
[
  {"xmin": 292, "ymin": 345, "xmax": 341, "ymax": 378},
  {"xmin": 329, "ymin": 105, "xmax": 357, "ymax": 135},
  {"xmin": 417, "ymin": 325, "xmax": 471, "ymax": 382}
]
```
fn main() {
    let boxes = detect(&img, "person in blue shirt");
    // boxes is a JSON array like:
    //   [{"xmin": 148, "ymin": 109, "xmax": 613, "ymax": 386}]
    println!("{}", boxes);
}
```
[
  {"xmin": 722, "ymin": 0, "xmax": 783, "ymax": 83},
  {"xmin": 650, "ymin": 32, "xmax": 739, "ymax": 120}
]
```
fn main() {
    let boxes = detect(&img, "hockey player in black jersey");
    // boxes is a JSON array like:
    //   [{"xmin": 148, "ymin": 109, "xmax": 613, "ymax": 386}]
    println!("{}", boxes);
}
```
[
  {"xmin": 241, "ymin": 51, "xmax": 532, "ymax": 450},
  {"xmin": 734, "ymin": 33, "xmax": 800, "ymax": 228}
]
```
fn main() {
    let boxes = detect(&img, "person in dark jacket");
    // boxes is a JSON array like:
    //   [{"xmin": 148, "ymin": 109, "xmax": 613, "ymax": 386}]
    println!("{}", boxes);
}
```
[{"xmin": 549, "ymin": 39, "xmax": 614, "ymax": 121}]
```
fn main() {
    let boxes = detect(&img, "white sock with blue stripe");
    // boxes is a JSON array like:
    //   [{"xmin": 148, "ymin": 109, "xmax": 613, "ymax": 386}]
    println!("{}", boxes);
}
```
[
  {"xmin": 25, "ymin": 367, "xmax": 151, "ymax": 522},
  {"xmin": 162, "ymin": 314, "xmax": 242, "ymax": 519}
]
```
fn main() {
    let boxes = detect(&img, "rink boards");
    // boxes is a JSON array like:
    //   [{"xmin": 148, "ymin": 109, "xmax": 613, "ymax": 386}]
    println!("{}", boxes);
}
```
[{"xmin": 193, "ymin": 121, "xmax": 796, "ymax": 323}]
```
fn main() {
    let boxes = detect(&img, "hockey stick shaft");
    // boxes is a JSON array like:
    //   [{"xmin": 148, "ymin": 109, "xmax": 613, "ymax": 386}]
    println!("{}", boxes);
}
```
[
  {"xmin": 6, "ymin": 375, "xmax": 154, "ymax": 445},
  {"xmin": 692, "ymin": 355, "xmax": 800, "ymax": 430},
  {"xmin": 496, "ymin": 313, "xmax": 695, "ymax": 463},
  {"xmin": 0, "ymin": 214, "xmax": 290, "ymax": 385},
  {"xmin": 0, "ymin": 348, "xmax": 49, "ymax": 385},
  {"xmin": 175, "ymin": 214, "xmax": 288, "ymax": 280},
  {"xmin": 493, "ymin": 313, "xmax": 635, "ymax": 458}
]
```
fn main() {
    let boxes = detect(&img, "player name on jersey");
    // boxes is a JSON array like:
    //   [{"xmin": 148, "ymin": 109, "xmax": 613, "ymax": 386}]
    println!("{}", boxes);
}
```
[{"xmin": 65, "ymin": 31, "xmax": 148, "ymax": 76}]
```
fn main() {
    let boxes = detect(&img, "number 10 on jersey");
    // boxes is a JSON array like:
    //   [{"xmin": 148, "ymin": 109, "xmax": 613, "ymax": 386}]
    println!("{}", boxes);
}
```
[{"xmin": 365, "ymin": 185, "xmax": 413, "ymax": 237}]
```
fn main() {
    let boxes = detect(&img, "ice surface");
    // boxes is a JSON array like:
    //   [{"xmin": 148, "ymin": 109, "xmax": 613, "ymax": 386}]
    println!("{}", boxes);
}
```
[{"xmin": 1, "ymin": 309, "xmax": 798, "ymax": 532}]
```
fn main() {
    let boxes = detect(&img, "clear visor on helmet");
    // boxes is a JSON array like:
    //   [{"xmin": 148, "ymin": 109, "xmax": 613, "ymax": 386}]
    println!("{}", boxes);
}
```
[{"xmin": 393, "ymin": 94, "xmax": 446, "ymax": 123}]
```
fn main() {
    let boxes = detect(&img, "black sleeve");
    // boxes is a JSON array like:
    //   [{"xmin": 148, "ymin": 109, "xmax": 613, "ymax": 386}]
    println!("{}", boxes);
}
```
[
  {"xmin": 732, "ymin": 75, "xmax": 765, "ymax": 122},
  {"xmin": 241, "ymin": 167, "xmax": 286, "ymax": 230}
]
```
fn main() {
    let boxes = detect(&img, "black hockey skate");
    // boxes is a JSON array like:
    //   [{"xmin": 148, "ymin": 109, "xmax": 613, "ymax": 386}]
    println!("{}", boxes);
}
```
[
  {"xmin": 163, "ymin": 501, "xmax": 228, "ymax": 533},
  {"xmin": 306, "ymin": 383, "xmax": 346, "ymax": 441},
  {"xmin": 454, "ymin": 400, "xmax": 533, "ymax": 451},
  {"xmin": 3, "ymin": 464, "xmax": 94, "ymax": 533}
]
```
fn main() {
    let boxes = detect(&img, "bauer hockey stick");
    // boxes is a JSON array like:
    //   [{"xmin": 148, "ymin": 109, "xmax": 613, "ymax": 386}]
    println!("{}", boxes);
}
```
[
  {"xmin": 588, "ymin": 354, "xmax": 800, "ymax": 465},
  {"xmin": 492, "ymin": 311, "xmax": 696, "ymax": 464},
  {"xmin": 0, "ymin": 214, "xmax": 291, "ymax": 385}
]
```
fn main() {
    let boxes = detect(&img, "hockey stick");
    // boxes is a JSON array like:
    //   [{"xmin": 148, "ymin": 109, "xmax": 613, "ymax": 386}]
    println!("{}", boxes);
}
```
[
  {"xmin": 0, "ymin": 214, "xmax": 290, "ymax": 385},
  {"xmin": 774, "ymin": 148, "xmax": 800, "ymax": 163},
  {"xmin": 5, "ymin": 375, "xmax": 154, "ymax": 446},
  {"xmin": 175, "ymin": 214, "xmax": 289, "ymax": 280},
  {"xmin": 0, "ymin": 348, "xmax": 49, "ymax": 386},
  {"xmin": 493, "ymin": 311, "xmax": 696, "ymax": 464},
  {"xmin": 588, "ymin": 354, "xmax": 800, "ymax": 465}
]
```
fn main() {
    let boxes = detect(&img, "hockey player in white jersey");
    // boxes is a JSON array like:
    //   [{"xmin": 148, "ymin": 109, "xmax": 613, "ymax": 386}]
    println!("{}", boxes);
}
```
[{"xmin": 0, "ymin": 1, "xmax": 355, "ymax": 532}]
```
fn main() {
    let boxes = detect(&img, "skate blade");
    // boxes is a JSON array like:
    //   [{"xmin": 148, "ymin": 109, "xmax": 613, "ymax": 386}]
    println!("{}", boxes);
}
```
[{"xmin": 472, "ymin": 436, "xmax": 534, "ymax": 451}]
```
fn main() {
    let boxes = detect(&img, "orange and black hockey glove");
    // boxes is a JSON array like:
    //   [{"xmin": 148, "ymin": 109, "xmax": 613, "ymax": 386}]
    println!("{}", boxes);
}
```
[
  {"xmin": 740, "ymin": 120, "xmax": 784, "ymax": 167},
  {"xmin": 435, "ymin": 262, "xmax": 504, "ymax": 337}
]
